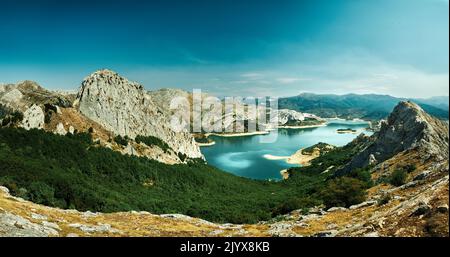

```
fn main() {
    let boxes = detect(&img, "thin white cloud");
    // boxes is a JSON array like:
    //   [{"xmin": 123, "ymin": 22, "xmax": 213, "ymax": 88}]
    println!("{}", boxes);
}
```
[
  {"xmin": 241, "ymin": 73, "xmax": 263, "ymax": 79},
  {"xmin": 276, "ymin": 77, "xmax": 310, "ymax": 84}
]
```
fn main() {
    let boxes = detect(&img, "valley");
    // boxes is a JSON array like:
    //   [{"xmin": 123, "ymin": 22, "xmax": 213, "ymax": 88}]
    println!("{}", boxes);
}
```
[{"xmin": 0, "ymin": 70, "xmax": 448, "ymax": 237}]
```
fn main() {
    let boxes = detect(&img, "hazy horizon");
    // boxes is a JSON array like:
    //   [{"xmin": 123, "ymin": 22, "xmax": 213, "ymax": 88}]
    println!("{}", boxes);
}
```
[{"xmin": 1, "ymin": 0, "xmax": 448, "ymax": 98}]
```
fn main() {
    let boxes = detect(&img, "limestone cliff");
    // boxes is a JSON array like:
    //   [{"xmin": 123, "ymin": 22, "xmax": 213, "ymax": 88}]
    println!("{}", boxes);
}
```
[{"xmin": 75, "ymin": 69, "xmax": 203, "ymax": 159}]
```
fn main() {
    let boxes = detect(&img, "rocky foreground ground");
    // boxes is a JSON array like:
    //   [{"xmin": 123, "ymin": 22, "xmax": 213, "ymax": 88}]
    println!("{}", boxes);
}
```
[{"xmin": 1, "ymin": 160, "xmax": 447, "ymax": 237}]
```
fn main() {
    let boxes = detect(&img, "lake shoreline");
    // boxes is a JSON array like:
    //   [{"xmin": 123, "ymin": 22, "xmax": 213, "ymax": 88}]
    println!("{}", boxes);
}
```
[
  {"xmin": 263, "ymin": 148, "xmax": 318, "ymax": 166},
  {"xmin": 197, "ymin": 141, "xmax": 216, "ymax": 147},
  {"xmin": 202, "ymin": 123, "xmax": 328, "ymax": 139}
]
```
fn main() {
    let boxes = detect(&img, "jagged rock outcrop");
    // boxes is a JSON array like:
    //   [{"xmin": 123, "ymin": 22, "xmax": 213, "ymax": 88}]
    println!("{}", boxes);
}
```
[
  {"xmin": 0, "ymin": 81, "xmax": 74, "ymax": 111},
  {"xmin": 55, "ymin": 122, "xmax": 67, "ymax": 135},
  {"xmin": 337, "ymin": 101, "xmax": 449, "ymax": 175},
  {"xmin": 75, "ymin": 70, "xmax": 203, "ymax": 159},
  {"xmin": 1, "ymin": 88, "xmax": 23, "ymax": 104},
  {"xmin": 21, "ymin": 104, "xmax": 45, "ymax": 130}
]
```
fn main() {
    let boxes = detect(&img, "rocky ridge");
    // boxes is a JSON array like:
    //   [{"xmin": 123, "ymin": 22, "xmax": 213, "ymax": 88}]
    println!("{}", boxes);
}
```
[
  {"xmin": 337, "ymin": 101, "xmax": 449, "ymax": 176},
  {"xmin": 1, "ymin": 161, "xmax": 447, "ymax": 237}
]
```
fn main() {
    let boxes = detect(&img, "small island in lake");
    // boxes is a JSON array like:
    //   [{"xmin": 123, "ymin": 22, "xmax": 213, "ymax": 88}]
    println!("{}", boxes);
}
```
[{"xmin": 336, "ymin": 128, "xmax": 358, "ymax": 134}]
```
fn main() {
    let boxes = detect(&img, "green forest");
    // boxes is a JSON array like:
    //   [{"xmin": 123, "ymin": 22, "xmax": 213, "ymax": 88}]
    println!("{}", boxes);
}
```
[{"xmin": 0, "ymin": 127, "xmax": 370, "ymax": 223}]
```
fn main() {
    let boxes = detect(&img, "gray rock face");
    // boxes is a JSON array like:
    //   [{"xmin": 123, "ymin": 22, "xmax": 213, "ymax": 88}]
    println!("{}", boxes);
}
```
[
  {"xmin": 272, "ymin": 109, "xmax": 323, "ymax": 126},
  {"xmin": 273, "ymin": 109, "xmax": 305, "ymax": 124},
  {"xmin": 413, "ymin": 170, "xmax": 432, "ymax": 181},
  {"xmin": 55, "ymin": 122, "xmax": 67, "ymax": 135},
  {"xmin": 0, "ymin": 212, "xmax": 59, "ymax": 237},
  {"xmin": 312, "ymin": 230, "xmax": 338, "ymax": 237},
  {"xmin": 337, "ymin": 101, "xmax": 449, "ymax": 175},
  {"xmin": 349, "ymin": 200, "xmax": 377, "ymax": 210},
  {"xmin": 68, "ymin": 222, "xmax": 120, "ymax": 234},
  {"xmin": 327, "ymin": 207, "xmax": 347, "ymax": 212},
  {"xmin": 1, "ymin": 88, "xmax": 23, "ymax": 104},
  {"xmin": 21, "ymin": 104, "xmax": 45, "ymax": 130},
  {"xmin": 76, "ymin": 70, "xmax": 203, "ymax": 159}
]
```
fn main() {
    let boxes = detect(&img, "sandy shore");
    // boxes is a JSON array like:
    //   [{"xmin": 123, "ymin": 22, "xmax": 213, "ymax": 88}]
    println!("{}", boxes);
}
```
[
  {"xmin": 205, "ymin": 130, "xmax": 270, "ymax": 138},
  {"xmin": 277, "ymin": 123, "xmax": 327, "ymax": 129},
  {"xmin": 197, "ymin": 141, "xmax": 216, "ymax": 147},
  {"xmin": 264, "ymin": 148, "xmax": 320, "ymax": 166},
  {"xmin": 263, "ymin": 154, "xmax": 290, "ymax": 160}
]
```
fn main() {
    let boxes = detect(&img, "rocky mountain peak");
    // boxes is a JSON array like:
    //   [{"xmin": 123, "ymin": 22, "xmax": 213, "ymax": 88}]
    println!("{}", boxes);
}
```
[
  {"xmin": 80, "ymin": 69, "xmax": 143, "ymax": 94},
  {"xmin": 16, "ymin": 80, "xmax": 44, "ymax": 91},
  {"xmin": 337, "ymin": 101, "xmax": 449, "ymax": 175},
  {"xmin": 76, "ymin": 69, "xmax": 203, "ymax": 160},
  {"xmin": 387, "ymin": 101, "xmax": 427, "ymax": 125}
]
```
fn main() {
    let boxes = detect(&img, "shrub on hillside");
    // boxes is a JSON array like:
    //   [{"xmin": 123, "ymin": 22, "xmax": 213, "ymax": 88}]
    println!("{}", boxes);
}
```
[
  {"xmin": 403, "ymin": 164, "xmax": 417, "ymax": 173},
  {"xmin": 389, "ymin": 170, "xmax": 407, "ymax": 187},
  {"xmin": 271, "ymin": 197, "xmax": 321, "ymax": 217},
  {"xmin": 114, "ymin": 135, "xmax": 129, "ymax": 146},
  {"xmin": 320, "ymin": 177, "xmax": 367, "ymax": 208},
  {"xmin": 347, "ymin": 167, "xmax": 373, "ymax": 188},
  {"xmin": 377, "ymin": 194, "xmax": 392, "ymax": 206}
]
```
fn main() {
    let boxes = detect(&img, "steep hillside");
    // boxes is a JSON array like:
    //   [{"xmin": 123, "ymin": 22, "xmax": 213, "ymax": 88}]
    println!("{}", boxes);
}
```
[
  {"xmin": 75, "ymin": 69, "xmax": 203, "ymax": 159},
  {"xmin": 279, "ymin": 93, "xmax": 449, "ymax": 120},
  {"xmin": 337, "ymin": 101, "xmax": 449, "ymax": 176},
  {"xmin": 0, "ymin": 78, "xmax": 190, "ymax": 164}
]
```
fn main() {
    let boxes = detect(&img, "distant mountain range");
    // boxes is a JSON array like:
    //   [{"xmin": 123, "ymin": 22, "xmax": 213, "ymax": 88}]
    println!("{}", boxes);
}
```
[{"xmin": 278, "ymin": 93, "xmax": 449, "ymax": 120}]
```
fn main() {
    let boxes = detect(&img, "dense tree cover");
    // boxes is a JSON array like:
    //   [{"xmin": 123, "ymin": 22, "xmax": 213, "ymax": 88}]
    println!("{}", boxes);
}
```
[
  {"xmin": 302, "ymin": 142, "xmax": 333, "ymax": 155},
  {"xmin": 0, "ymin": 128, "xmax": 370, "ymax": 223},
  {"xmin": 286, "ymin": 140, "xmax": 371, "ymax": 209}
]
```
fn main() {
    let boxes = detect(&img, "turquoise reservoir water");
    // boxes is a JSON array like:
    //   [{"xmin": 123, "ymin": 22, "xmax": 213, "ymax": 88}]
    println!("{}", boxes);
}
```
[{"xmin": 201, "ymin": 121, "xmax": 372, "ymax": 180}]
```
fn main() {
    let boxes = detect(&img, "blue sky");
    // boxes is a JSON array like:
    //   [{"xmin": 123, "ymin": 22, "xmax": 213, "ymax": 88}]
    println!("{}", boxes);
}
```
[{"xmin": 0, "ymin": 0, "xmax": 448, "ymax": 98}]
